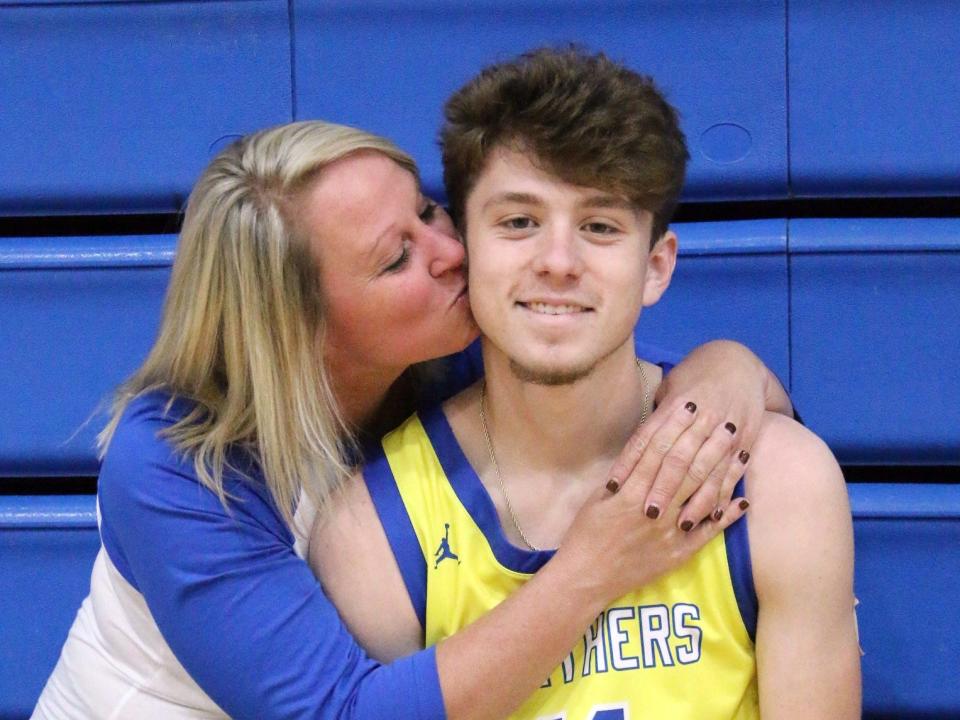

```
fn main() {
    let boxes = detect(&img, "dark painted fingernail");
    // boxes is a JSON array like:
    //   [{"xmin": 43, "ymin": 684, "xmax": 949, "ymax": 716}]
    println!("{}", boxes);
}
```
[
  {"xmin": 724, "ymin": 422, "xmax": 737, "ymax": 435},
  {"xmin": 680, "ymin": 519, "xmax": 694, "ymax": 532},
  {"xmin": 645, "ymin": 504, "xmax": 661, "ymax": 519},
  {"xmin": 738, "ymin": 450, "xmax": 751, "ymax": 464},
  {"xmin": 605, "ymin": 479, "xmax": 621, "ymax": 494},
  {"xmin": 712, "ymin": 507, "xmax": 724, "ymax": 521},
  {"xmin": 684, "ymin": 401, "xmax": 697, "ymax": 413},
  {"xmin": 739, "ymin": 499, "xmax": 750, "ymax": 510}
]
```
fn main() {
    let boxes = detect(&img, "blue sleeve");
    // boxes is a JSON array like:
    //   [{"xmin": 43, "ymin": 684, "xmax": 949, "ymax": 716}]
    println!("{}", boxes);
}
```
[
  {"xmin": 431, "ymin": 337, "xmax": 681, "ymax": 401},
  {"xmin": 97, "ymin": 394, "xmax": 446, "ymax": 720}
]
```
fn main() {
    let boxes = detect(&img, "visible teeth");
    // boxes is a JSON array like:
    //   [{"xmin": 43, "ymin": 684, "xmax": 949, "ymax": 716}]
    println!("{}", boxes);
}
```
[{"xmin": 527, "ymin": 302, "xmax": 583, "ymax": 315}]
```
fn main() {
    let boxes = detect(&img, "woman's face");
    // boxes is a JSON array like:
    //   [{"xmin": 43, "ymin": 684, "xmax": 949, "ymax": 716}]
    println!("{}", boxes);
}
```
[{"xmin": 300, "ymin": 151, "xmax": 478, "ymax": 377}]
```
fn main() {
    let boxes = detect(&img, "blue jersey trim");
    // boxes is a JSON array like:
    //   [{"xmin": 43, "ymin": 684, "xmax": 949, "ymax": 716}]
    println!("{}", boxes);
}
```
[
  {"xmin": 363, "ymin": 438, "xmax": 428, "ymax": 630},
  {"xmin": 419, "ymin": 404, "xmax": 556, "ymax": 574},
  {"xmin": 724, "ymin": 477, "xmax": 758, "ymax": 641}
]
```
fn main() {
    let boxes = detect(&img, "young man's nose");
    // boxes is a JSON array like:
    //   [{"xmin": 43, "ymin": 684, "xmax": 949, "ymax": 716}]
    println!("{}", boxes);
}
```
[{"xmin": 532, "ymin": 224, "xmax": 583, "ymax": 278}]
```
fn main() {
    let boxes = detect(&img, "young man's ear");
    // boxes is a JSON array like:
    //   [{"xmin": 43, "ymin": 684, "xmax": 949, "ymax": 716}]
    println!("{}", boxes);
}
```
[{"xmin": 642, "ymin": 230, "xmax": 678, "ymax": 307}]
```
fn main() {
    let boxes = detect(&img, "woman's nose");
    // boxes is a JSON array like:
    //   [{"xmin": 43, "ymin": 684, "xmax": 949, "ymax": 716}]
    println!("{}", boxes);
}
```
[{"xmin": 426, "ymin": 225, "xmax": 466, "ymax": 278}]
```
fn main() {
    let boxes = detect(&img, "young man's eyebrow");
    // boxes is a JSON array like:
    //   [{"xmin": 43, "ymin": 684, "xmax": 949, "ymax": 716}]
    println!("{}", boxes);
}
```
[
  {"xmin": 481, "ymin": 192, "xmax": 544, "ymax": 212},
  {"xmin": 578, "ymin": 194, "xmax": 635, "ymax": 211}
]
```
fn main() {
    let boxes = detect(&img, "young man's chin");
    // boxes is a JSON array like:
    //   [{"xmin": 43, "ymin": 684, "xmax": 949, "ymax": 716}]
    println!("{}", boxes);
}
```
[{"xmin": 507, "ymin": 357, "xmax": 596, "ymax": 387}]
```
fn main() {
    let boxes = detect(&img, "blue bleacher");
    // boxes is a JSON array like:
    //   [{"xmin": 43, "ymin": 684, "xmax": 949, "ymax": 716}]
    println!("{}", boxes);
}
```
[
  {"xmin": 0, "ymin": 1, "xmax": 292, "ymax": 215},
  {"xmin": 1, "ymin": 1, "xmax": 957, "ymax": 717},
  {"xmin": 789, "ymin": 0, "xmax": 960, "ymax": 197},
  {"xmin": 641, "ymin": 220, "xmax": 790, "ymax": 383},
  {"xmin": 0, "ymin": 236, "xmax": 174, "ymax": 476},
  {"xmin": 0, "ymin": 497, "xmax": 99, "ymax": 718},
  {"xmin": 791, "ymin": 219, "xmax": 960, "ymax": 465},
  {"xmin": 294, "ymin": 0, "xmax": 789, "ymax": 202}
]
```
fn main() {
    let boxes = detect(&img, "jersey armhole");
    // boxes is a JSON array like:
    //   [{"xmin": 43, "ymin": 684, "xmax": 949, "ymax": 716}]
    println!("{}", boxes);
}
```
[
  {"xmin": 724, "ymin": 477, "xmax": 759, "ymax": 641},
  {"xmin": 363, "ymin": 441, "xmax": 428, "ymax": 632}
]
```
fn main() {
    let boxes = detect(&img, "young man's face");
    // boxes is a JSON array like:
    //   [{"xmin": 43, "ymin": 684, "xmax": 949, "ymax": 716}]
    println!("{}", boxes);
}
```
[{"xmin": 464, "ymin": 145, "xmax": 677, "ymax": 385}]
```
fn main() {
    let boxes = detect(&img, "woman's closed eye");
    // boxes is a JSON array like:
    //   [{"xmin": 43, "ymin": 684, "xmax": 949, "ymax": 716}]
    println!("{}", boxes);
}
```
[{"xmin": 382, "ymin": 240, "xmax": 411, "ymax": 274}]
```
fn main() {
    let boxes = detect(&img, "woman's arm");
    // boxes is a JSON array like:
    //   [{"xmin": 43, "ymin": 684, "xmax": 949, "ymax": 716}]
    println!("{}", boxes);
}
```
[{"xmin": 98, "ymin": 398, "xmax": 446, "ymax": 720}]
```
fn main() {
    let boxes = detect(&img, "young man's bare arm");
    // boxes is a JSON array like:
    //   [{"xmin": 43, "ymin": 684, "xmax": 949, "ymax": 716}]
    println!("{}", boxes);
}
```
[
  {"xmin": 747, "ymin": 413, "xmax": 861, "ymax": 719},
  {"xmin": 310, "ymin": 471, "xmax": 423, "ymax": 662}
]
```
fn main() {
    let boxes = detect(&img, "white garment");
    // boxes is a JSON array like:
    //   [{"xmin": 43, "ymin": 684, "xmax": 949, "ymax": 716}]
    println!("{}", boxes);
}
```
[{"xmin": 33, "ymin": 497, "xmax": 316, "ymax": 720}]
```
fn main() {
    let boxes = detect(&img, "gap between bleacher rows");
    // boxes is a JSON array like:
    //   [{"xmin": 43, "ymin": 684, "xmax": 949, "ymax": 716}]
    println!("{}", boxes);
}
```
[{"xmin": 2, "ymin": 196, "xmax": 960, "ymax": 238}]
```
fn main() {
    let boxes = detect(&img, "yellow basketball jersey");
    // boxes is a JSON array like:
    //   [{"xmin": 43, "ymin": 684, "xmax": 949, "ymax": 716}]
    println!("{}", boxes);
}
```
[{"xmin": 364, "ymin": 406, "xmax": 759, "ymax": 720}]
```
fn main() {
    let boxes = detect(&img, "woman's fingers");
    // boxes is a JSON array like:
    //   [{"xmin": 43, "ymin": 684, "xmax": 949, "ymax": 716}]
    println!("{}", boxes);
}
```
[
  {"xmin": 637, "ymin": 403, "xmax": 727, "ymax": 519},
  {"xmin": 686, "ymin": 496, "xmax": 750, "ymax": 546},
  {"xmin": 713, "ymin": 445, "xmax": 752, "ymax": 516},
  {"xmin": 676, "ymin": 434, "xmax": 736, "ymax": 529},
  {"xmin": 604, "ymin": 397, "xmax": 698, "ymax": 498}
]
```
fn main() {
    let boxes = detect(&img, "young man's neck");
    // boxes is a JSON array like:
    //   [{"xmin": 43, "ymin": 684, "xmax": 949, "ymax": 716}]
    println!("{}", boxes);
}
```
[{"xmin": 478, "ymin": 338, "xmax": 660, "ymax": 477}]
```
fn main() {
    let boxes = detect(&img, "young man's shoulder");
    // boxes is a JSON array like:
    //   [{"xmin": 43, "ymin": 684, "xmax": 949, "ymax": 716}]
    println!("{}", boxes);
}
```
[
  {"xmin": 744, "ymin": 412, "xmax": 853, "ymax": 601},
  {"xmin": 748, "ymin": 412, "xmax": 844, "ymax": 507}
]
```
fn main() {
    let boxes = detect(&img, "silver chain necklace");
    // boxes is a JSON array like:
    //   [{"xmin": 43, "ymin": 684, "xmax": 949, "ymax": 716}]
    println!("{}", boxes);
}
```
[{"xmin": 478, "ymin": 358, "xmax": 650, "ymax": 552}]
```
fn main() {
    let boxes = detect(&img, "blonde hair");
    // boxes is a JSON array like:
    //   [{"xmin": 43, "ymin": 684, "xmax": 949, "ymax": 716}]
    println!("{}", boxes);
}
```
[{"xmin": 99, "ymin": 120, "xmax": 419, "ymax": 526}]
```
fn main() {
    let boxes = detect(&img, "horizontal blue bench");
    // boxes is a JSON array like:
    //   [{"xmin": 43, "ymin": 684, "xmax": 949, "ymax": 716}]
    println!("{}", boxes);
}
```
[
  {"xmin": 5, "ymin": 218, "xmax": 958, "ymax": 472},
  {"xmin": 0, "ymin": 236, "xmax": 173, "ymax": 475},
  {"xmin": 789, "ymin": 0, "xmax": 960, "ymax": 197},
  {"xmin": 0, "ymin": 222, "xmax": 791, "ymax": 476},
  {"xmin": 850, "ymin": 484, "xmax": 960, "ymax": 717},
  {"xmin": 641, "ymin": 219, "xmax": 789, "ymax": 383},
  {"xmin": 4, "ymin": 1, "xmax": 955, "ymax": 213},
  {"xmin": 295, "ymin": 0, "xmax": 788, "ymax": 203},
  {"xmin": 790, "ymin": 218, "xmax": 960, "ymax": 464},
  {"xmin": 0, "ymin": 496, "xmax": 99, "ymax": 719},
  {"xmin": 4, "ymin": 484, "xmax": 958, "ymax": 717},
  {"xmin": 0, "ymin": 0, "xmax": 291, "ymax": 215},
  {"xmin": 1, "ymin": 0, "xmax": 789, "ymax": 214}
]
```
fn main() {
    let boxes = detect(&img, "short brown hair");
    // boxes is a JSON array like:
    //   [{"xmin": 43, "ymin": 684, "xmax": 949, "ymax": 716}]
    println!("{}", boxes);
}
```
[{"xmin": 441, "ymin": 47, "xmax": 688, "ymax": 243}]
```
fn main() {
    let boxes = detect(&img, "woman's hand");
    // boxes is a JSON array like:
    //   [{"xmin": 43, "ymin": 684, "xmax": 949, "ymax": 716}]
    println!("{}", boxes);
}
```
[
  {"xmin": 606, "ymin": 339, "xmax": 791, "ymax": 530},
  {"xmin": 557, "ymin": 470, "xmax": 750, "ymax": 605}
]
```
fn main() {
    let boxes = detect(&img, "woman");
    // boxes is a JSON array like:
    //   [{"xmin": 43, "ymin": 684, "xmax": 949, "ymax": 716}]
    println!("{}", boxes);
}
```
[{"xmin": 34, "ymin": 121, "xmax": 791, "ymax": 719}]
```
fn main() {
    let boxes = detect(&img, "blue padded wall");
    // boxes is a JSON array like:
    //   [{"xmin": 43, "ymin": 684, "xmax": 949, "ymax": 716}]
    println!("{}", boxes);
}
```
[
  {"xmin": 641, "ymin": 220, "xmax": 789, "ymax": 382},
  {"xmin": 790, "ymin": 219, "xmax": 960, "ymax": 464},
  {"xmin": 0, "ymin": 496, "xmax": 99, "ymax": 718},
  {"xmin": 850, "ymin": 484, "xmax": 960, "ymax": 716},
  {"xmin": 789, "ymin": 0, "xmax": 960, "ymax": 197},
  {"xmin": 0, "ymin": 1, "xmax": 292, "ymax": 215},
  {"xmin": 0, "ymin": 237, "xmax": 174, "ymax": 476},
  {"xmin": 294, "ymin": 0, "xmax": 788, "ymax": 202}
]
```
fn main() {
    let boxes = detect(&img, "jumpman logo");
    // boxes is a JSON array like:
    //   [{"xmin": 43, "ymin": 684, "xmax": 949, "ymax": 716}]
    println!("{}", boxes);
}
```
[{"xmin": 434, "ymin": 523, "xmax": 461, "ymax": 569}]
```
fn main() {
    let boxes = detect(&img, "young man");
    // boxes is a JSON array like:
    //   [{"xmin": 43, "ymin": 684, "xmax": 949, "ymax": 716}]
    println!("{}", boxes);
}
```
[{"xmin": 312, "ymin": 49, "xmax": 860, "ymax": 719}]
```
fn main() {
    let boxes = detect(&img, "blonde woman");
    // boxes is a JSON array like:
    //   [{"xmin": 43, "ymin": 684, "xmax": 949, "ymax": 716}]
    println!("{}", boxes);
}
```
[{"xmin": 34, "ymin": 121, "xmax": 792, "ymax": 720}]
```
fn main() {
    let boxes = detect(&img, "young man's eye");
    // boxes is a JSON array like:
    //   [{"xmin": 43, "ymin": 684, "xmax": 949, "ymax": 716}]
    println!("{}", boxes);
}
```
[
  {"xmin": 504, "ymin": 217, "xmax": 534, "ymax": 230},
  {"xmin": 584, "ymin": 221, "xmax": 617, "ymax": 234},
  {"xmin": 382, "ymin": 242, "xmax": 410, "ymax": 274}
]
